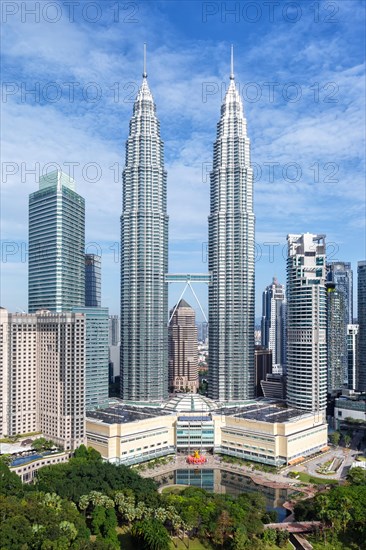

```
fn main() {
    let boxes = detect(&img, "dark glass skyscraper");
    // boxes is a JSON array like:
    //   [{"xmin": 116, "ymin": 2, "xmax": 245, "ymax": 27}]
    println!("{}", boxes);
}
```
[
  {"xmin": 85, "ymin": 254, "xmax": 101, "ymax": 307},
  {"xmin": 28, "ymin": 170, "xmax": 85, "ymax": 312},
  {"xmin": 326, "ymin": 282, "xmax": 347, "ymax": 391},
  {"xmin": 326, "ymin": 262, "xmax": 353, "ymax": 323},
  {"xmin": 120, "ymin": 57, "xmax": 169, "ymax": 401},
  {"xmin": 208, "ymin": 50, "xmax": 255, "ymax": 401}
]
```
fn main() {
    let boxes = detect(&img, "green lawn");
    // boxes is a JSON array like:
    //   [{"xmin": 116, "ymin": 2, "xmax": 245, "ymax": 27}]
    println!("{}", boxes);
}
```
[
  {"xmin": 170, "ymin": 538, "xmax": 213, "ymax": 549},
  {"xmin": 161, "ymin": 485, "xmax": 187, "ymax": 494},
  {"xmin": 297, "ymin": 472, "xmax": 339, "ymax": 485}
]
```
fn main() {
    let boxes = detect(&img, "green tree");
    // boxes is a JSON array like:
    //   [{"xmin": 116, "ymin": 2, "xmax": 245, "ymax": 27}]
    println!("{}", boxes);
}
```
[
  {"xmin": 131, "ymin": 518, "xmax": 170, "ymax": 550},
  {"xmin": 0, "ymin": 462, "xmax": 23, "ymax": 496},
  {"xmin": 343, "ymin": 433, "xmax": 351, "ymax": 447},
  {"xmin": 0, "ymin": 514, "xmax": 33, "ymax": 549},
  {"xmin": 32, "ymin": 437, "xmax": 54, "ymax": 452},
  {"xmin": 329, "ymin": 431, "xmax": 340, "ymax": 446},
  {"xmin": 347, "ymin": 466, "xmax": 366, "ymax": 485},
  {"xmin": 91, "ymin": 506, "xmax": 106, "ymax": 535}
]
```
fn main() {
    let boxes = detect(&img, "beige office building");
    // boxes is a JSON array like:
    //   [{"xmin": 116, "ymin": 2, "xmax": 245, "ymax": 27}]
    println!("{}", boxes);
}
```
[{"xmin": 0, "ymin": 308, "xmax": 86, "ymax": 450}]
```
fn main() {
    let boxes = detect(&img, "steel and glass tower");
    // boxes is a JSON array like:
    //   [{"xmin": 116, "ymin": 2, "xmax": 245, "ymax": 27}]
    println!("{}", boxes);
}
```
[
  {"xmin": 29, "ymin": 170, "xmax": 85, "ymax": 312},
  {"xmin": 326, "ymin": 281, "xmax": 347, "ymax": 391},
  {"xmin": 85, "ymin": 254, "xmax": 101, "ymax": 307},
  {"xmin": 261, "ymin": 277, "xmax": 286, "ymax": 372},
  {"xmin": 326, "ymin": 262, "xmax": 353, "ymax": 324},
  {"xmin": 120, "ymin": 49, "xmax": 168, "ymax": 401},
  {"xmin": 357, "ymin": 261, "xmax": 366, "ymax": 391},
  {"xmin": 208, "ymin": 48, "xmax": 255, "ymax": 401}
]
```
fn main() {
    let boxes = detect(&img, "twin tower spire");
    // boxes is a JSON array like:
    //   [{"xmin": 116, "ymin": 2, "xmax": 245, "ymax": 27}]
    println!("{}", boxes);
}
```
[{"xmin": 121, "ymin": 44, "xmax": 254, "ymax": 403}]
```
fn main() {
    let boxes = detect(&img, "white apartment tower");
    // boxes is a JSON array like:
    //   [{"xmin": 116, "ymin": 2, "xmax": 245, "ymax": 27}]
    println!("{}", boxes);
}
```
[
  {"xmin": 286, "ymin": 234, "xmax": 327, "ymax": 413},
  {"xmin": 208, "ymin": 48, "xmax": 255, "ymax": 401}
]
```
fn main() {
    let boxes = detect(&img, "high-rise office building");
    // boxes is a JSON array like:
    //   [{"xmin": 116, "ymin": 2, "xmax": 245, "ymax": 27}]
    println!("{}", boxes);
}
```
[
  {"xmin": 168, "ymin": 299, "xmax": 199, "ymax": 394},
  {"xmin": 109, "ymin": 315, "xmax": 120, "ymax": 346},
  {"xmin": 72, "ymin": 306, "xmax": 109, "ymax": 410},
  {"xmin": 261, "ymin": 277, "xmax": 286, "ymax": 372},
  {"xmin": 208, "ymin": 49, "xmax": 255, "ymax": 401},
  {"xmin": 0, "ymin": 308, "xmax": 86, "ymax": 450},
  {"xmin": 357, "ymin": 261, "xmax": 366, "ymax": 391},
  {"xmin": 254, "ymin": 346, "xmax": 272, "ymax": 397},
  {"xmin": 120, "ymin": 54, "xmax": 169, "ymax": 401},
  {"xmin": 28, "ymin": 170, "xmax": 85, "ymax": 312},
  {"xmin": 85, "ymin": 254, "xmax": 101, "ymax": 307},
  {"xmin": 326, "ymin": 282, "xmax": 347, "ymax": 391},
  {"xmin": 326, "ymin": 262, "xmax": 353, "ymax": 324},
  {"xmin": 347, "ymin": 324, "xmax": 359, "ymax": 391},
  {"xmin": 286, "ymin": 234, "xmax": 327, "ymax": 413}
]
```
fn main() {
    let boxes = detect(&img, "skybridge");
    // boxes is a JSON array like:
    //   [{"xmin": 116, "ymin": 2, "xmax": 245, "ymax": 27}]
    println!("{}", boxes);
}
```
[{"xmin": 165, "ymin": 273, "xmax": 212, "ymax": 324}]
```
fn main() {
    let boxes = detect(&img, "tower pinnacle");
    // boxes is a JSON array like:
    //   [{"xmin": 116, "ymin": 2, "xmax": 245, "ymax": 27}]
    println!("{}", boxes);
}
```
[
  {"xmin": 230, "ymin": 44, "xmax": 234, "ymax": 80},
  {"xmin": 143, "ymin": 42, "xmax": 147, "ymax": 79}
]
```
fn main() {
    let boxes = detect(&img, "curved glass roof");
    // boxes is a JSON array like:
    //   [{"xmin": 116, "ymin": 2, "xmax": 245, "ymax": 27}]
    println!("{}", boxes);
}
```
[{"xmin": 163, "ymin": 393, "xmax": 218, "ymax": 412}]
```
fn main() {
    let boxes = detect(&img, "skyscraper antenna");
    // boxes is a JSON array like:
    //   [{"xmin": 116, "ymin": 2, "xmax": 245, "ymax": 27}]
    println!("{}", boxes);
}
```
[
  {"xmin": 230, "ymin": 44, "xmax": 234, "ymax": 80},
  {"xmin": 143, "ymin": 43, "xmax": 147, "ymax": 78}
]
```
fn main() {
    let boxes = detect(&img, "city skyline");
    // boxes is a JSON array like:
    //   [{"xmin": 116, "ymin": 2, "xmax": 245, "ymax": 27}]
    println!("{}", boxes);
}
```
[{"xmin": 2, "ymin": 1, "xmax": 365, "ymax": 319}]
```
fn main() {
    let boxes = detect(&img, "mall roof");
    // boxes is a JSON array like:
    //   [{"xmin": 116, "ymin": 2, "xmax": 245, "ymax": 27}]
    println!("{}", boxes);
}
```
[{"xmin": 86, "ymin": 404, "xmax": 172, "ymax": 425}]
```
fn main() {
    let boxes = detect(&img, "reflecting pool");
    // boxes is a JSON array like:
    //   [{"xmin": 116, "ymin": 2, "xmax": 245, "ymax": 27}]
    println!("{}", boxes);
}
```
[{"xmin": 154, "ymin": 468, "xmax": 292, "ymax": 521}]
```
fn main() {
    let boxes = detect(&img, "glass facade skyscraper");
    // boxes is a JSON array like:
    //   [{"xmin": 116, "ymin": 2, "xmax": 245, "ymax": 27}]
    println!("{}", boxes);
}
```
[
  {"xmin": 120, "ymin": 62, "xmax": 169, "ymax": 401},
  {"xmin": 72, "ymin": 306, "xmax": 109, "ymax": 410},
  {"xmin": 326, "ymin": 261, "xmax": 353, "ymax": 324},
  {"xmin": 357, "ymin": 261, "xmax": 366, "ymax": 391},
  {"xmin": 326, "ymin": 282, "xmax": 347, "ymax": 391},
  {"xmin": 28, "ymin": 170, "xmax": 85, "ymax": 312},
  {"xmin": 85, "ymin": 254, "xmax": 101, "ymax": 307},
  {"xmin": 286, "ymin": 233, "xmax": 327, "ymax": 413},
  {"xmin": 261, "ymin": 277, "xmax": 286, "ymax": 372},
  {"xmin": 347, "ymin": 324, "xmax": 359, "ymax": 391},
  {"xmin": 208, "ymin": 52, "xmax": 255, "ymax": 401}
]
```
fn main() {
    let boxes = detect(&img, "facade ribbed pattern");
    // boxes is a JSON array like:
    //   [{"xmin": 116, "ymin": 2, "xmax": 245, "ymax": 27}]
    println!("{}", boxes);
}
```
[
  {"xmin": 286, "ymin": 234, "xmax": 327, "ymax": 412},
  {"xmin": 120, "ymin": 76, "xmax": 168, "ymax": 401},
  {"xmin": 208, "ymin": 77, "xmax": 255, "ymax": 401}
]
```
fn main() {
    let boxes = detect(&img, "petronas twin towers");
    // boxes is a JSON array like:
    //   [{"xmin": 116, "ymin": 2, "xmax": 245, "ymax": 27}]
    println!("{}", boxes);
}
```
[{"xmin": 121, "ymin": 48, "xmax": 255, "ymax": 403}]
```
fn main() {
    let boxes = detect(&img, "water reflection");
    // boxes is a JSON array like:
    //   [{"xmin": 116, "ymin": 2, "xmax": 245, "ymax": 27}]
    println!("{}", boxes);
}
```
[{"xmin": 154, "ymin": 468, "xmax": 291, "ymax": 522}]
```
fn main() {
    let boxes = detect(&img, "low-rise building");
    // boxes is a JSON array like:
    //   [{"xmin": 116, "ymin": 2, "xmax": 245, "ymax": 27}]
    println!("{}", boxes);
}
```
[
  {"xmin": 86, "ymin": 395, "xmax": 328, "ymax": 468},
  {"xmin": 334, "ymin": 391, "xmax": 366, "ymax": 430}
]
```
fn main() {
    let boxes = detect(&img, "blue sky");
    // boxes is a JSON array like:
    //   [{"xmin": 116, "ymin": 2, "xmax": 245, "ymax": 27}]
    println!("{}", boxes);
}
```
[{"xmin": 1, "ymin": 0, "xmax": 365, "ymax": 319}]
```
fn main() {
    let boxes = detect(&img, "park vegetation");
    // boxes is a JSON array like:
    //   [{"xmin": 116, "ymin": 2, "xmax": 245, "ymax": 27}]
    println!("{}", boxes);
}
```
[
  {"xmin": 294, "ymin": 467, "xmax": 366, "ymax": 549},
  {"xmin": 1, "ymin": 445, "xmax": 365, "ymax": 549}
]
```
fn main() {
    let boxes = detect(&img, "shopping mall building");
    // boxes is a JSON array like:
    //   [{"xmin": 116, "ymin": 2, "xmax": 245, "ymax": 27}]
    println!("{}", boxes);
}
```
[{"xmin": 86, "ymin": 395, "xmax": 328, "ymax": 467}]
